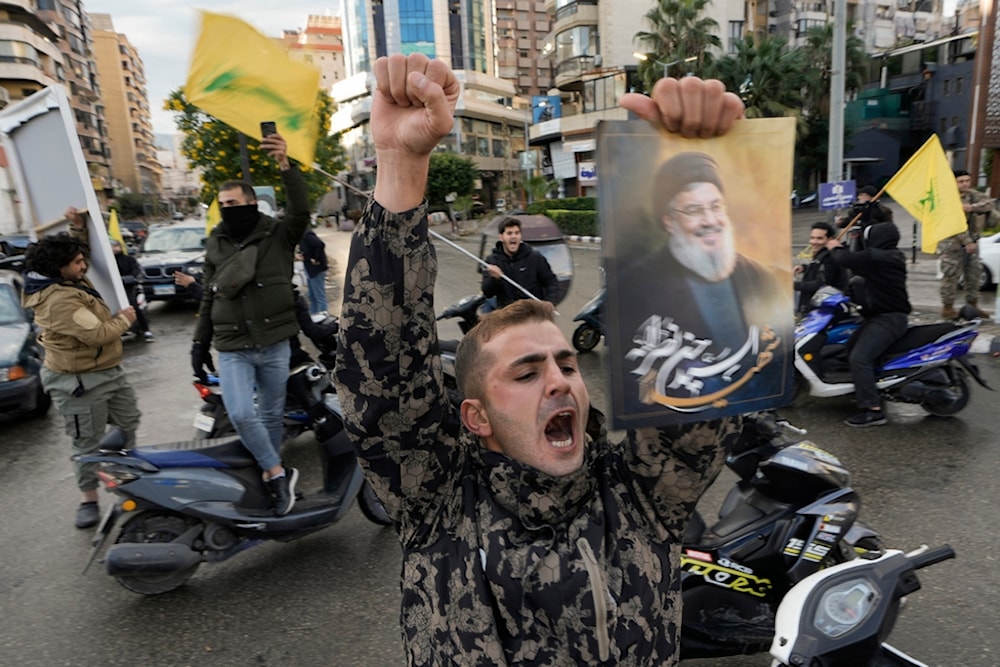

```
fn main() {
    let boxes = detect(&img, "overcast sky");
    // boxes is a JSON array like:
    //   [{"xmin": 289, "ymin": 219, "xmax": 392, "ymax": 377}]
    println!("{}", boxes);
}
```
[{"xmin": 84, "ymin": 1, "xmax": 342, "ymax": 135}]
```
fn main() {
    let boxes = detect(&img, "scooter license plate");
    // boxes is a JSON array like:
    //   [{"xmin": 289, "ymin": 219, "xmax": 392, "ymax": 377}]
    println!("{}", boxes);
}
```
[{"xmin": 193, "ymin": 412, "xmax": 215, "ymax": 433}]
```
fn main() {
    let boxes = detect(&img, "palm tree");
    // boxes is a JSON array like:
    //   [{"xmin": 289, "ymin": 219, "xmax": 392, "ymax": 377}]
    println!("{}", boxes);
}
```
[
  {"xmin": 800, "ymin": 23, "xmax": 869, "ymax": 116},
  {"xmin": 524, "ymin": 175, "xmax": 558, "ymax": 206},
  {"xmin": 633, "ymin": 0, "xmax": 721, "ymax": 91},
  {"xmin": 708, "ymin": 34, "xmax": 808, "ymax": 136}
]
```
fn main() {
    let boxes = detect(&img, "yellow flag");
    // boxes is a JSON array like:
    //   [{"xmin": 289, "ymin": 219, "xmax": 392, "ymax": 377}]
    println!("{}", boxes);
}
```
[
  {"xmin": 184, "ymin": 11, "xmax": 320, "ymax": 166},
  {"xmin": 205, "ymin": 199, "xmax": 221, "ymax": 237},
  {"xmin": 108, "ymin": 209, "xmax": 127, "ymax": 255},
  {"xmin": 882, "ymin": 134, "xmax": 966, "ymax": 253}
]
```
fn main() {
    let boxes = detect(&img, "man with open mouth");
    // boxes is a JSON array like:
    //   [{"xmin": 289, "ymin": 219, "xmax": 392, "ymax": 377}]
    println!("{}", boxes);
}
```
[{"xmin": 334, "ymin": 54, "xmax": 747, "ymax": 666}]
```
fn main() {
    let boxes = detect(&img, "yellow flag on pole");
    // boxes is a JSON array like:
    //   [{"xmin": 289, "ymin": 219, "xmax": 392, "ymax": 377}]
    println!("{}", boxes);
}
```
[
  {"xmin": 108, "ymin": 209, "xmax": 127, "ymax": 255},
  {"xmin": 183, "ymin": 10, "xmax": 320, "ymax": 166},
  {"xmin": 882, "ymin": 134, "xmax": 966, "ymax": 253},
  {"xmin": 205, "ymin": 199, "xmax": 221, "ymax": 237}
]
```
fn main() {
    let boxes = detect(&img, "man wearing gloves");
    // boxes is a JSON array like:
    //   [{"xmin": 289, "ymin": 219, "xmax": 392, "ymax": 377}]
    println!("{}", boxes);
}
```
[{"xmin": 190, "ymin": 132, "xmax": 309, "ymax": 515}]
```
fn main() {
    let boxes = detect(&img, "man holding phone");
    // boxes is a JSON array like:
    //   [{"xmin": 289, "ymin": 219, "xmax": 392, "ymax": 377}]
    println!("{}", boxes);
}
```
[{"xmin": 190, "ymin": 128, "xmax": 311, "ymax": 515}]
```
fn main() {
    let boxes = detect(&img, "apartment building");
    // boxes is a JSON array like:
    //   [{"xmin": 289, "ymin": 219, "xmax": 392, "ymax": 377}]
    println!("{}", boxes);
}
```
[
  {"xmin": 36, "ymin": 0, "xmax": 112, "ymax": 203},
  {"xmin": 90, "ymin": 13, "xmax": 161, "ymax": 197},
  {"xmin": 331, "ymin": 0, "xmax": 535, "ymax": 210},
  {"xmin": 281, "ymin": 14, "xmax": 347, "ymax": 91}
]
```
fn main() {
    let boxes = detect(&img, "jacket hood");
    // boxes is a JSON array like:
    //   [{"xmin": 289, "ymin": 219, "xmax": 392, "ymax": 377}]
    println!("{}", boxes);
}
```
[
  {"xmin": 864, "ymin": 222, "xmax": 900, "ymax": 249},
  {"xmin": 22, "ymin": 271, "xmax": 59, "ymax": 296}
]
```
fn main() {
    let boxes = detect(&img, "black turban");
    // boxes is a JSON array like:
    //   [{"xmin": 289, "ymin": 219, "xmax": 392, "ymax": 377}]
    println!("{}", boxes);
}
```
[{"xmin": 652, "ymin": 152, "xmax": 724, "ymax": 218}]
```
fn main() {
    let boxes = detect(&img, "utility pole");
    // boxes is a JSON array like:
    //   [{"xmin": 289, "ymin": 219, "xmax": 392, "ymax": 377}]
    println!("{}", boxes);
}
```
[
  {"xmin": 967, "ymin": 0, "xmax": 996, "ymax": 187},
  {"xmin": 827, "ymin": 0, "xmax": 847, "ymax": 183}
]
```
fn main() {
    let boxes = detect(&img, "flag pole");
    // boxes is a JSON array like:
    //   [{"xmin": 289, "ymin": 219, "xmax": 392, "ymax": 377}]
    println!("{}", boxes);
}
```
[{"xmin": 310, "ymin": 164, "xmax": 549, "ymax": 309}]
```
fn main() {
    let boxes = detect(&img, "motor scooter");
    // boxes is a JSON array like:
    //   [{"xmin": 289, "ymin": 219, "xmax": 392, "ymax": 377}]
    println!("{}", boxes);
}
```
[
  {"xmin": 679, "ymin": 412, "xmax": 884, "ymax": 660},
  {"xmin": 78, "ymin": 419, "xmax": 392, "ymax": 595},
  {"xmin": 794, "ymin": 286, "xmax": 991, "ymax": 415},
  {"xmin": 770, "ymin": 544, "xmax": 956, "ymax": 666},
  {"xmin": 571, "ymin": 286, "xmax": 606, "ymax": 353}
]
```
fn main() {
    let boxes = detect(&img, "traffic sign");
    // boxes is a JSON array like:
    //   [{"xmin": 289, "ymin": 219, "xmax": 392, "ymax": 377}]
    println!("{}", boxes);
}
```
[{"xmin": 818, "ymin": 180, "xmax": 856, "ymax": 210}]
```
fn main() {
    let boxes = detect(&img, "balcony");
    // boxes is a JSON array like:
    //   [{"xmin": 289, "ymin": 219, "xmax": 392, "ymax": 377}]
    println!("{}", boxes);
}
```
[
  {"xmin": 554, "ymin": 55, "xmax": 599, "ymax": 87},
  {"xmin": 554, "ymin": 0, "xmax": 598, "ymax": 23}
]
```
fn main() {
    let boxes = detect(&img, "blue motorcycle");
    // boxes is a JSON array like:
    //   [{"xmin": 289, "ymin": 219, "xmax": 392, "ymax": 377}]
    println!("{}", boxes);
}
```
[{"xmin": 794, "ymin": 287, "xmax": 991, "ymax": 416}]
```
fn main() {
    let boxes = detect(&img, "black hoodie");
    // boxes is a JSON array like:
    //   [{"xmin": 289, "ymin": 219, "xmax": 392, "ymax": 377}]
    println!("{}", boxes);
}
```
[{"xmin": 830, "ymin": 222, "xmax": 912, "ymax": 315}]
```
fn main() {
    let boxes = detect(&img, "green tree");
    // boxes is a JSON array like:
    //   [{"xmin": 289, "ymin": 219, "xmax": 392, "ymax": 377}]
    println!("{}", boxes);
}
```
[
  {"xmin": 523, "ymin": 175, "xmax": 557, "ymax": 205},
  {"xmin": 427, "ymin": 152, "xmax": 477, "ymax": 206},
  {"xmin": 164, "ymin": 88, "xmax": 345, "ymax": 207},
  {"xmin": 633, "ymin": 0, "xmax": 720, "ymax": 91},
  {"xmin": 709, "ymin": 34, "xmax": 807, "ymax": 134},
  {"xmin": 800, "ymin": 23, "xmax": 869, "ymax": 116}
]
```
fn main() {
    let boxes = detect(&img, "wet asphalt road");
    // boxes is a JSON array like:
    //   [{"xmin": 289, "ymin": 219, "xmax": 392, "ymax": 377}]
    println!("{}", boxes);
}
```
[{"xmin": 0, "ymin": 215, "xmax": 997, "ymax": 666}]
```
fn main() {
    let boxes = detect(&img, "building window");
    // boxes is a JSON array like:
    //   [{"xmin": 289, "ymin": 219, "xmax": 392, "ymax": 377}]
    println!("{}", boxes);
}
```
[
  {"xmin": 0, "ymin": 41, "xmax": 41, "ymax": 67},
  {"xmin": 955, "ymin": 76, "xmax": 962, "ymax": 95},
  {"xmin": 728, "ymin": 21, "xmax": 744, "ymax": 54}
]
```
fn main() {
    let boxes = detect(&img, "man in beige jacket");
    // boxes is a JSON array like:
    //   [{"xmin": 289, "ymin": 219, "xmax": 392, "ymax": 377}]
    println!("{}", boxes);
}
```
[{"xmin": 22, "ymin": 209, "xmax": 139, "ymax": 529}]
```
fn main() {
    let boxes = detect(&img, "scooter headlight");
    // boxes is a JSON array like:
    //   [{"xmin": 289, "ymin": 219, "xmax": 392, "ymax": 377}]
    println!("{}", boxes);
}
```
[{"xmin": 813, "ymin": 577, "xmax": 880, "ymax": 638}]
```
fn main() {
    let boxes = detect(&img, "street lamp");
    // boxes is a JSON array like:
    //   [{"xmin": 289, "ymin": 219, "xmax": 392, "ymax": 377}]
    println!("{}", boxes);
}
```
[{"xmin": 632, "ymin": 52, "xmax": 697, "ymax": 78}]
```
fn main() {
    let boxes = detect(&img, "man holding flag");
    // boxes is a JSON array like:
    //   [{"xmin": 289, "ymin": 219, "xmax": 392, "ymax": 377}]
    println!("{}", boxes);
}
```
[
  {"xmin": 938, "ymin": 170, "xmax": 995, "ymax": 319},
  {"xmin": 190, "ymin": 132, "xmax": 311, "ymax": 515},
  {"xmin": 880, "ymin": 134, "xmax": 970, "ymax": 319}
]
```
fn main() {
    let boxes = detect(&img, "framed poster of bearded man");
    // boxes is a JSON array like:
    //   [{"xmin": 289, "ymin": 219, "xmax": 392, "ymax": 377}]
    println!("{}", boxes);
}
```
[{"xmin": 597, "ymin": 117, "xmax": 797, "ymax": 429}]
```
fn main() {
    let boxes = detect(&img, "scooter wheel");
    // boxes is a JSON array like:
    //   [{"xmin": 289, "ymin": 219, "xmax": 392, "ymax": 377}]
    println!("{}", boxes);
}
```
[
  {"xmin": 921, "ymin": 372, "xmax": 971, "ymax": 417},
  {"xmin": 358, "ymin": 481, "xmax": 393, "ymax": 526},
  {"xmin": 113, "ymin": 511, "xmax": 201, "ymax": 595},
  {"xmin": 572, "ymin": 324, "xmax": 602, "ymax": 353}
]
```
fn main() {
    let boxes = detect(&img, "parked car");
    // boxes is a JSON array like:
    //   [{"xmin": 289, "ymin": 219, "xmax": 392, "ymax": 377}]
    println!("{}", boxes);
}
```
[
  {"xmin": 136, "ymin": 221, "xmax": 206, "ymax": 302},
  {"xmin": 977, "ymin": 231, "xmax": 1000, "ymax": 289},
  {"xmin": 0, "ymin": 269, "xmax": 49, "ymax": 419},
  {"xmin": 0, "ymin": 234, "xmax": 31, "ymax": 272},
  {"xmin": 935, "ymin": 231, "xmax": 999, "ymax": 290}
]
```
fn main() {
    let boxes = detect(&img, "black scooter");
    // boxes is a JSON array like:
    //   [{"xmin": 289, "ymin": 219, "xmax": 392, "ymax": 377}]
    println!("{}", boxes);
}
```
[
  {"xmin": 680, "ymin": 412, "xmax": 884, "ymax": 659},
  {"xmin": 571, "ymin": 286, "xmax": 606, "ymax": 353},
  {"xmin": 79, "ymin": 415, "xmax": 391, "ymax": 595}
]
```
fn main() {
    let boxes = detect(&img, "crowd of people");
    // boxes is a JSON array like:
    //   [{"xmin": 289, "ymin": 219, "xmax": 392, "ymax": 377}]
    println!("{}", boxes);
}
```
[{"xmin": 14, "ymin": 51, "xmax": 996, "ymax": 665}]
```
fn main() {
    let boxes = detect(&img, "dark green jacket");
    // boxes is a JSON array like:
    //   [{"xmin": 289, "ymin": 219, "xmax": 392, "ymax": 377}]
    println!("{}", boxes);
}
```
[{"xmin": 193, "ymin": 165, "xmax": 310, "ymax": 351}]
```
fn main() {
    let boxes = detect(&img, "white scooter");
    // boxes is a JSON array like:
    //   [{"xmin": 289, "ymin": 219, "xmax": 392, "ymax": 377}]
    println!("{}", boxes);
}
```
[{"xmin": 769, "ymin": 544, "xmax": 955, "ymax": 666}]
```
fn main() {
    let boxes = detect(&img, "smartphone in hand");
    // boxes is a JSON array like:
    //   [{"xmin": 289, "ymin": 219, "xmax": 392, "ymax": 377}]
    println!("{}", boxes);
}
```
[{"xmin": 260, "ymin": 121, "xmax": 277, "ymax": 137}]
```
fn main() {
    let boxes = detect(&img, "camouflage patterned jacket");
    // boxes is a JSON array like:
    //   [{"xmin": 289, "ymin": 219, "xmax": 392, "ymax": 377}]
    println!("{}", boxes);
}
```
[
  {"xmin": 945, "ymin": 188, "xmax": 995, "ymax": 249},
  {"xmin": 334, "ymin": 198, "xmax": 742, "ymax": 666}
]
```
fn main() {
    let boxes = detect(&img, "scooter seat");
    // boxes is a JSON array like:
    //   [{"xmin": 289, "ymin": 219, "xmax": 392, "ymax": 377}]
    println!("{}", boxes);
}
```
[
  {"xmin": 130, "ymin": 436, "xmax": 257, "ymax": 469},
  {"xmin": 883, "ymin": 322, "xmax": 962, "ymax": 357}
]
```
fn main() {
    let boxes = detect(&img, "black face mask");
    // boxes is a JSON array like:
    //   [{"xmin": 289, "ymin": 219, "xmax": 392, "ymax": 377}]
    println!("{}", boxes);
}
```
[{"xmin": 220, "ymin": 203, "xmax": 259, "ymax": 242}]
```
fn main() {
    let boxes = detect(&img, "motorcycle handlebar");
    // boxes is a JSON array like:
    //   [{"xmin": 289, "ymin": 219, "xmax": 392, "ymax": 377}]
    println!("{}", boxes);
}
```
[{"xmin": 907, "ymin": 544, "xmax": 956, "ymax": 570}]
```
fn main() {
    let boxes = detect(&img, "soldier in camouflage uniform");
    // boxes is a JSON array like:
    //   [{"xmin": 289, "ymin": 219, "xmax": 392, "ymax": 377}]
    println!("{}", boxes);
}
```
[
  {"xmin": 333, "ymin": 54, "xmax": 747, "ymax": 666},
  {"xmin": 939, "ymin": 169, "xmax": 995, "ymax": 319}
]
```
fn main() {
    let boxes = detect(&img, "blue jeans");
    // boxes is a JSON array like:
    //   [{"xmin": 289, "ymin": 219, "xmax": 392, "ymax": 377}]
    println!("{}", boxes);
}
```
[
  {"xmin": 848, "ymin": 313, "xmax": 909, "ymax": 410},
  {"xmin": 217, "ymin": 340, "xmax": 290, "ymax": 471},
  {"xmin": 306, "ymin": 271, "xmax": 328, "ymax": 314}
]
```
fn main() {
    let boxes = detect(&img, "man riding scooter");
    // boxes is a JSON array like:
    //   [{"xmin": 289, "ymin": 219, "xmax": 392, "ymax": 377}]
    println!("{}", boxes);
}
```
[{"xmin": 826, "ymin": 222, "xmax": 912, "ymax": 427}]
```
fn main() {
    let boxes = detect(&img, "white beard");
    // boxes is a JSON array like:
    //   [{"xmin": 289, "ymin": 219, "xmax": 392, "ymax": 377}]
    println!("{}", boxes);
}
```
[{"xmin": 668, "ymin": 225, "xmax": 737, "ymax": 282}]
